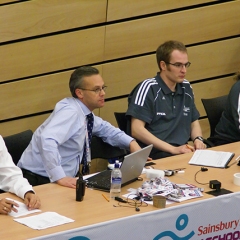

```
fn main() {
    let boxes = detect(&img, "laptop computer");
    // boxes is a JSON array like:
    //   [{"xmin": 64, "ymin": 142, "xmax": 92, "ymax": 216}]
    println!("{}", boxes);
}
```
[{"xmin": 86, "ymin": 144, "xmax": 153, "ymax": 192}]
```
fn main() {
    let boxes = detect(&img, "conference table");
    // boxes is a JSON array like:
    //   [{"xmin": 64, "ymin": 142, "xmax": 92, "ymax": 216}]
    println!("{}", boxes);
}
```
[{"xmin": 1, "ymin": 142, "xmax": 240, "ymax": 239}]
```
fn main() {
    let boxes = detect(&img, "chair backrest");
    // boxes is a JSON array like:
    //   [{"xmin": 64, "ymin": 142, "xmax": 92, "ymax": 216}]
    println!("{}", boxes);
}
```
[
  {"xmin": 114, "ymin": 112, "xmax": 131, "ymax": 135},
  {"xmin": 3, "ymin": 129, "xmax": 33, "ymax": 165},
  {"xmin": 201, "ymin": 95, "xmax": 228, "ymax": 137},
  {"xmin": 114, "ymin": 112, "xmax": 127, "ymax": 132},
  {"xmin": 91, "ymin": 136, "xmax": 127, "ymax": 160}
]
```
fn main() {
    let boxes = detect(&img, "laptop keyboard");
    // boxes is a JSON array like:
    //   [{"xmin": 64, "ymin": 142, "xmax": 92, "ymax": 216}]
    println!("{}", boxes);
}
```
[{"xmin": 86, "ymin": 170, "xmax": 111, "ymax": 191}]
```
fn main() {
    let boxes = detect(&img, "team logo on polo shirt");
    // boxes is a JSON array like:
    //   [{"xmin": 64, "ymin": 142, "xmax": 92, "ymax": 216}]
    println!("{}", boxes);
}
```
[
  {"xmin": 183, "ymin": 106, "xmax": 190, "ymax": 116},
  {"xmin": 183, "ymin": 106, "xmax": 190, "ymax": 112},
  {"xmin": 157, "ymin": 112, "xmax": 166, "ymax": 116}
]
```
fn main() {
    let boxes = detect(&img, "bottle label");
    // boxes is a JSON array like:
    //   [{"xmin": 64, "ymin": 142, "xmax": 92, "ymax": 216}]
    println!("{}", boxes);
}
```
[{"xmin": 112, "ymin": 177, "xmax": 122, "ymax": 184}]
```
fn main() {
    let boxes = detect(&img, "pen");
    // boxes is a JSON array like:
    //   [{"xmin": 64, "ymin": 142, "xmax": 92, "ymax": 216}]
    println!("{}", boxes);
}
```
[
  {"xmin": 227, "ymin": 161, "xmax": 237, "ymax": 168},
  {"xmin": 227, "ymin": 155, "xmax": 240, "ymax": 168},
  {"xmin": 186, "ymin": 144, "xmax": 194, "ymax": 152},
  {"xmin": 174, "ymin": 168, "xmax": 186, "ymax": 173},
  {"xmin": 102, "ymin": 194, "xmax": 109, "ymax": 202},
  {"xmin": 173, "ymin": 168, "xmax": 186, "ymax": 171}
]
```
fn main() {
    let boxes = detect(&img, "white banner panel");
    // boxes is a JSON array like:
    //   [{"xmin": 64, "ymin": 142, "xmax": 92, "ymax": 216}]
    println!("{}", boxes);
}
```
[{"xmin": 32, "ymin": 192, "xmax": 240, "ymax": 240}]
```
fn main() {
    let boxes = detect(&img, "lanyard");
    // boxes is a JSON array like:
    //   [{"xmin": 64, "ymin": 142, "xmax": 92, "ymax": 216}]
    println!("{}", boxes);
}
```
[
  {"xmin": 84, "ymin": 116, "xmax": 91, "ymax": 164},
  {"xmin": 74, "ymin": 98, "xmax": 92, "ymax": 164}
]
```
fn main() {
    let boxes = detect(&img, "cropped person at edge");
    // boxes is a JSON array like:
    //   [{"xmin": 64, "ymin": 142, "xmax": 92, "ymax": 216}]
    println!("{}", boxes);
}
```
[
  {"xmin": 209, "ymin": 72, "xmax": 240, "ymax": 146},
  {"xmin": 0, "ymin": 136, "xmax": 40, "ymax": 215},
  {"xmin": 18, "ymin": 66, "xmax": 141, "ymax": 188}
]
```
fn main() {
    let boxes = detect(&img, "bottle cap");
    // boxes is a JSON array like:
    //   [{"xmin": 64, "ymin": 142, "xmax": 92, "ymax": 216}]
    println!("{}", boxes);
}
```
[{"xmin": 115, "ymin": 160, "xmax": 120, "ymax": 168}]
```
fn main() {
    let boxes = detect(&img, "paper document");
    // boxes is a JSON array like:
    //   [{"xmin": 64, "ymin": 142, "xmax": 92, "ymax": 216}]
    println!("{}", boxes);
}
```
[
  {"xmin": 14, "ymin": 212, "xmax": 74, "ymax": 230},
  {"xmin": 188, "ymin": 150, "xmax": 235, "ymax": 168},
  {"xmin": 166, "ymin": 188, "xmax": 203, "ymax": 202},
  {"xmin": 6, "ymin": 198, "xmax": 41, "ymax": 218}
]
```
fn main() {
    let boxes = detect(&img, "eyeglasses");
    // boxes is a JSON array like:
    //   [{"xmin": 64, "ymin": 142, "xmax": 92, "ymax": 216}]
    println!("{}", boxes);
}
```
[
  {"xmin": 79, "ymin": 86, "xmax": 107, "ymax": 94},
  {"xmin": 165, "ymin": 62, "xmax": 191, "ymax": 68}
]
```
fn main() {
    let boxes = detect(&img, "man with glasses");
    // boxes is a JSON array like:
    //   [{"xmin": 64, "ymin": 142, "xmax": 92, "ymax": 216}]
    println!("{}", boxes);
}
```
[
  {"xmin": 126, "ymin": 40, "xmax": 206, "ymax": 160},
  {"xmin": 18, "ymin": 66, "xmax": 141, "ymax": 188}
]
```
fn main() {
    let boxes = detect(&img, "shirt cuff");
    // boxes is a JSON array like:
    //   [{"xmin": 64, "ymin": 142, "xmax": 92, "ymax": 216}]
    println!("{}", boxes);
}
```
[
  {"xmin": 47, "ymin": 166, "xmax": 66, "ymax": 182},
  {"xmin": 17, "ymin": 186, "xmax": 34, "ymax": 200},
  {"xmin": 118, "ymin": 134, "xmax": 134, "ymax": 150}
]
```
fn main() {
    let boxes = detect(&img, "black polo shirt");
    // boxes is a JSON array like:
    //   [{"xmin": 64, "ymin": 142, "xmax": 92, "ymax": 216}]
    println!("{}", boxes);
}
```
[{"xmin": 126, "ymin": 72, "xmax": 200, "ymax": 146}]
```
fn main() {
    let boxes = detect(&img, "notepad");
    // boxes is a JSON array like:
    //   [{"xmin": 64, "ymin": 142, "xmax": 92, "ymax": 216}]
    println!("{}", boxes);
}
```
[{"xmin": 188, "ymin": 150, "xmax": 235, "ymax": 168}]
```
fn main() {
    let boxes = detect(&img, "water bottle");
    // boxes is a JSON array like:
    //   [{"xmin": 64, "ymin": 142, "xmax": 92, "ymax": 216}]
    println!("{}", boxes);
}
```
[{"xmin": 110, "ymin": 160, "xmax": 122, "ymax": 199}]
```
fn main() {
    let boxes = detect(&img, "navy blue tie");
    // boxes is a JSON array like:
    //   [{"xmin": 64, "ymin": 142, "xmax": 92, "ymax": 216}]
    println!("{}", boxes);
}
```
[{"xmin": 81, "ymin": 113, "xmax": 94, "ymax": 175}]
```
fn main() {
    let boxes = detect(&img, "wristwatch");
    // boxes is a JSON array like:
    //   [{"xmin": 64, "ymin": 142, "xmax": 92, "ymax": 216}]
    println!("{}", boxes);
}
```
[{"xmin": 193, "ymin": 136, "xmax": 204, "ymax": 142}]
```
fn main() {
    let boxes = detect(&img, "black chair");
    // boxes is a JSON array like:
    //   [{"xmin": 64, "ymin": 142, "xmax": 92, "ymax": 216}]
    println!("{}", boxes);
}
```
[
  {"xmin": 114, "ymin": 112, "xmax": 132, "ymax": 154},
  {"xmin": 3, "ymin": 129, "xmax": 33, "ymax": 165},
  {"xmin": 114, "ymin": 112, "xmax": 127, "ymax": 132},
  {"xmin": 201, "ymin": 95, "xmax": 228, "ymax": 138},
  {"xmin": 114, "ymin": 112, "xmax": 131, "ymax": 135},
  {"xmin": 91, "ymin": 136, "xmax": 127, "ymax": 160}
]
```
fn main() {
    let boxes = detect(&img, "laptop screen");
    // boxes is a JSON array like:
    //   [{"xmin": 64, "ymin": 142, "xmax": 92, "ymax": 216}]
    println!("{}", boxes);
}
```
[{"xmin": 85, "ymin": 144, "xmax": 153, "ymax": 191}]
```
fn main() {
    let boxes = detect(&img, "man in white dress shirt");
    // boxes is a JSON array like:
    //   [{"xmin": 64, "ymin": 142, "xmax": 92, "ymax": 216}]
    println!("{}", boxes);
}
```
[{"xmin": 0, "ymin": 136, "xmax": 41, "ymax": 215}]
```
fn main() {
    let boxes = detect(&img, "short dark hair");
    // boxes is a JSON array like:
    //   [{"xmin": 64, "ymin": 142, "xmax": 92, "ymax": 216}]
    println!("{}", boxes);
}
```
[
  {"xmin": 69, "ymin": 66, "xmax": 99, "ymax": 98},
  {"xmin": 156, "ymin": 40, "xmax": 187, "ymax": 70}
]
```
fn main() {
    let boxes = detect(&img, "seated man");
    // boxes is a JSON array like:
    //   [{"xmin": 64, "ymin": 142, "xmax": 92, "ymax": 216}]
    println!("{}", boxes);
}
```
[
  {"xmin": 209, "ymin": 72, "xmax": 240, "ymax": 146},
  {"xmin": 18, "ymin": 66, "xmax": 141, "ymax": 188},
  {"xmin": 126, "ymin": 40, "xmax": 206, "ymax": 160},
  {"xmin": 0, "ymin": 136, "xmax": 40, "ymax": 215}
]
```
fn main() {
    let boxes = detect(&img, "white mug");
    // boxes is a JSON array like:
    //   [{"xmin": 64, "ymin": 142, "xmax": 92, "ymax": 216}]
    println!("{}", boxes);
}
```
[
  {"xmin": 146, "ymin": 169, "xmax": 165, "ymax": 179},
  {"xmin": 233, "ymin": 173, "xmax": 240, "ymax": 186}
]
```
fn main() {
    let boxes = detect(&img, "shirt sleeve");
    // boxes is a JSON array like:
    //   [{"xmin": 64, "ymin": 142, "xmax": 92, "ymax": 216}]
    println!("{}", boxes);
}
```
[
  {"xmin": 93, "ymin": 116, "xmax": 134, "ymax": 150},
  {"xmin": 127, "ymin": 83, "xmax": 155, "ymax": 124},
  {"xmin": 191, "ymin": 99, "xmax": 200, "ymax": 122},
  {"xmin": 37, "ymin": 108, "xmax": 82, "ymax": 182},
  {"xmin": 188, "ymin": 84, "xmax": 200, "ymax": 122},
  {"xmin": 228, "ymin": 83, "xmax": 240, "ymax": 132},
  {"xmin": 0, "ymin": 136, "xmax": 34, "ymax": 199}
]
